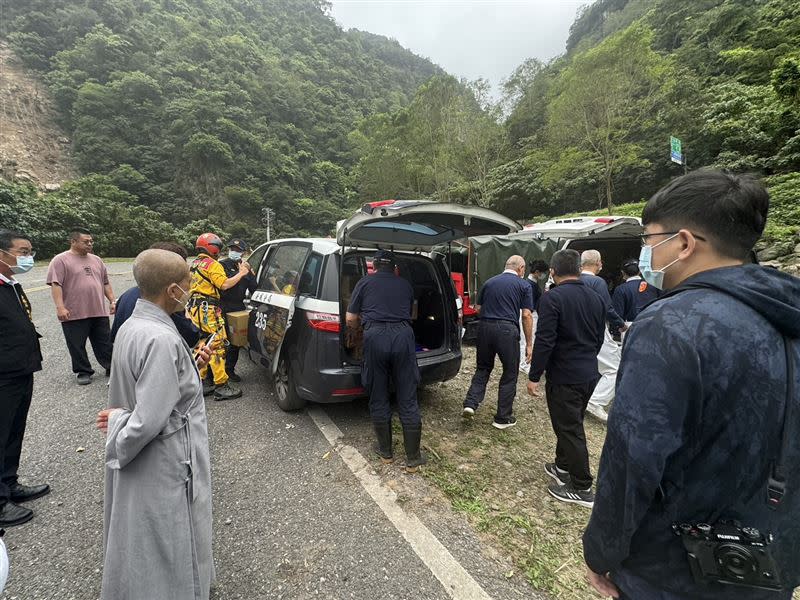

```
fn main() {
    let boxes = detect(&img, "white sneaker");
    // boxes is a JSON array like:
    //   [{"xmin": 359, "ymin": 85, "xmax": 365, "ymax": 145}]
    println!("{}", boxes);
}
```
[
  {"xmin": 462, "ymin": 406, "xmax": 475, "ymax": 418},
  {"xmin": 586, "ymin": 403, "xmax": 608, "ymax": 423}
]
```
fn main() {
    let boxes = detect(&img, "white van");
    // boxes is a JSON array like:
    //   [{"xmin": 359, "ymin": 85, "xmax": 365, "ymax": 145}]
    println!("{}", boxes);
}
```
[{"xmin": 511, "ymin": 215, "xmax": 643, "ymax": 288}]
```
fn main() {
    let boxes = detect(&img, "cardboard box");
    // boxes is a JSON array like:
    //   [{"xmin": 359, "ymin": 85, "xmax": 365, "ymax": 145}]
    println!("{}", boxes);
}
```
[{"xmin": 226, "ymin": 310, "xmax": 251, "ymax": 347}]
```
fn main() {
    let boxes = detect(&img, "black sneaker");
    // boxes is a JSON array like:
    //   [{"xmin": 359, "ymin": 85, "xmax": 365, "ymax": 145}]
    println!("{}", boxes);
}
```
[
  {"xmin": 202, "ymin": 382, "xmax": 216, "ymax": 396},
  {"xmin": 492, "ymin": 416, "xmax": 517, "ymax": 430},
  {"xmin": 227, "ymin": 372, "xmax": 242, "ymax": 383},
  {"xmin": 76, "ymin": 373, "xmax": 92, "ymax": 386},
  {"xmin": 544, "ymin": 463, "xmax": 570, "ymax": 486},
  {"xmin": 547, "ymin": 482, "xmax": 594, "ymax": 508}
]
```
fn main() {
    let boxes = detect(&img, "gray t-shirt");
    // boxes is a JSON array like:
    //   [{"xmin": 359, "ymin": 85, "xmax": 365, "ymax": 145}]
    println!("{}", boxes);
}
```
[{"xmin": 46, "ymin": 251, "xmax": 110, "ymax": 321}]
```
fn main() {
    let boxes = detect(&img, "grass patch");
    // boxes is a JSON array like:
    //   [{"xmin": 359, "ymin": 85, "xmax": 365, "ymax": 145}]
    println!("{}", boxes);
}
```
[{"xmin": 418, "ymin": 351, "xmax": 608, "ymax": 599}]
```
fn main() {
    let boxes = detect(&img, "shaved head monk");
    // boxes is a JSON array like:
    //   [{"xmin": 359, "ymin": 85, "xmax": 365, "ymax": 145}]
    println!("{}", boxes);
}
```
[{"xmin": 96, "ymin": 249, "xmax": 216, "ymax": 600}]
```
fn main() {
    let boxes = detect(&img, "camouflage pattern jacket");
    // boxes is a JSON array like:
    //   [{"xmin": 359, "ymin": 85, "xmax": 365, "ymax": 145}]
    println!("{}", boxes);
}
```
[{"xmin": 583, "ymin": 264, "xmax": 800, "ymax": 599}]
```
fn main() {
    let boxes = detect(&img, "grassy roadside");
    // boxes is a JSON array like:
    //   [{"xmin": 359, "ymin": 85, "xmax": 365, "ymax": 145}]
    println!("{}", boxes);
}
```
[{"xmin": 417, "ymin": 345, "xmax": 607, "ymax": 599}]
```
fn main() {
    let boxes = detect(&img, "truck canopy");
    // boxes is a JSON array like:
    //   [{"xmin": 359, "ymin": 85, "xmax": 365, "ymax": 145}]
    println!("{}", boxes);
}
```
[{"xmin": 468, "ymin": 235, "xmax": 557, "ymax": 297}]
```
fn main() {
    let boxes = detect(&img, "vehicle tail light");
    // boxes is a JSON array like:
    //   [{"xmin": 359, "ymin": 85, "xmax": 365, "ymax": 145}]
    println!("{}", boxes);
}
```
[
  {"xmin": 332, "ymin": 387, "xmax": 366, "ymax": 397},
  {"xmin": 307, "ymin": 311, "xmax": 340, "ymax": 333}
]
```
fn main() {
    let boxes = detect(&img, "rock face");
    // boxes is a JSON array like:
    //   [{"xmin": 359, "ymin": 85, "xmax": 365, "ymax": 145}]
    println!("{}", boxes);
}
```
[
  {"xmin": 0, "ymin": 41, "xmax": 76, "ymax": 186},
  {"xmin": 756, "ymin": 232, "xmax": 800, "ymax": 277}
]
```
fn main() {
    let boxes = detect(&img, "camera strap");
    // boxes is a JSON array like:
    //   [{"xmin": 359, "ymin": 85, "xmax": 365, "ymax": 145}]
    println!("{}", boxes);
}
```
[{"xmin": 767, "ymin": 335, "xmax": 795, "ymax": 510}]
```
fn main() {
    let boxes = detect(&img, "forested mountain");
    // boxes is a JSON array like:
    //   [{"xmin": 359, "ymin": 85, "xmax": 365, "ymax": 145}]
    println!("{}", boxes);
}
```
[
  {"xmin": 0, "ymin": 0, "xmax": 443, "ymax": 253},
  {"xmin": 1, "ymin": 0, "xmax": 798, "ymax": 258},
  {"xmin": 354, "ymin": 0, "xmax": 799, "ymax": 246}
]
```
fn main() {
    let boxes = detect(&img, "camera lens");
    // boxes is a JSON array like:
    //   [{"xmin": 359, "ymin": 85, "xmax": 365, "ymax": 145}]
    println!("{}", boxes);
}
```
[{"xmin": 716, "ymin": 544, "xmax": 757, "ymax": 580}]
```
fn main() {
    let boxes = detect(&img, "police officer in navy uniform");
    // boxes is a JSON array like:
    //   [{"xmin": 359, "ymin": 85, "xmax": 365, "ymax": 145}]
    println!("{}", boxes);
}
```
[
  {"xmin": 0, "ymin": 230, "xmax": 50, "ymax": 527},
  {"xmin": 463, "ymin": 255, "xmax": 534, "ymax": 429},
  {"xmin": 346, "ymin": 250, "xmax": 426, "ymax": 473},
  {"xmin": 611, "ymin": 259, "xmax": 660, "ymax": 324},
  {"xmin": 219, "ymin": 239, "xmax": 257, "ymax": 382}
]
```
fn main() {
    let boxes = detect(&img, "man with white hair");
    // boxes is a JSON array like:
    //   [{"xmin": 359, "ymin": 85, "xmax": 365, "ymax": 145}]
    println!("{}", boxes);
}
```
[
  {"xmin": 463, "ymin": 255, "xmax": 533, "ymax": 429},
  {"xmin": 580, "ymin": 250, "xmax": 625, "ymax": 422}
]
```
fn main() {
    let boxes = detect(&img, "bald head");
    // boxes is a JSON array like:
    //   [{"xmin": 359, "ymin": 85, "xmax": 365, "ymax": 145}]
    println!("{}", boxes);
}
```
[
  {"xmin": 505, "ymin": 255, "xmax": 526, "ymax": 272},
  {"xmin": 134, "ymin": 249, "xmax": 190, "ymax": 299}
]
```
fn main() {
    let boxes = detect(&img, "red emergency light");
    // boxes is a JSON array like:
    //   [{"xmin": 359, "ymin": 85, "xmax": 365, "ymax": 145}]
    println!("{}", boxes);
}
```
[
  {"xmin": 361, "ymin": 199, "xmax": 396, "ymax": 214},
  {"xmin": 594, "ymin": 217, "xmax": 615, "ymax": 224}
]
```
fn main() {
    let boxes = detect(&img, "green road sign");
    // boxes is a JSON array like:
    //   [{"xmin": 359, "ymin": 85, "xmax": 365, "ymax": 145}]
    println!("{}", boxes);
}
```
[{"xmin": 670, "ymin": 136, "xmax": 683, "ymax": 164}]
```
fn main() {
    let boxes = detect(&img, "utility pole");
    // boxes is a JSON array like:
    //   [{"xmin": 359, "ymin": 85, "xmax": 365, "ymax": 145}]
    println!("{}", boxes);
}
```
[{"xmin": 261, "ymin": 207, "xmax": 275, "ymax": 241}]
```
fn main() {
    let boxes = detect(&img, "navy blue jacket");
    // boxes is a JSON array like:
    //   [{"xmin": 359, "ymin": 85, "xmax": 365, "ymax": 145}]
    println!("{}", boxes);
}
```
[
  {"xmin": 477, "ymin": 272, "xmax": 533, "ymax": 325},
  {"xmin": 348, "ymin": 269, "xmax": 414, "ymax": 325},
  {"xmin": 111, "ymin": 286, "xmax": 200, "ymax": 347},
  {"xmin": 580, "ymin": 272, "xmax": 625, "ymax": 332},
  {"xmin": 527, "ymin": 278, "xmax": 542, "ymax": 311},
  {"xmin": 611, "ymin": 276, "xmax": 660, "ymax": 322},
  {"xmin": 528, "ymin": 279, "xmax": 605, "ymax": 385},
  {"xmin": 583, "ymin": 265, "xmax": 800, "ymax": 599}
]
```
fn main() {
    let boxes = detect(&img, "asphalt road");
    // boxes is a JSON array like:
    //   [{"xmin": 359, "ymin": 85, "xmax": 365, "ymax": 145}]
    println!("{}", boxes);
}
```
[{"xmin": 4, "ymin": 262, "xmax": 540, "ymax": 600}]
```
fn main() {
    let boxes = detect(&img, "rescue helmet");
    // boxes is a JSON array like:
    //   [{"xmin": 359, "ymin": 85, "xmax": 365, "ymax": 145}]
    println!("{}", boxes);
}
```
[{"xmin": 195, "ymin": 233, "xmax": 223, "ymax": 257}]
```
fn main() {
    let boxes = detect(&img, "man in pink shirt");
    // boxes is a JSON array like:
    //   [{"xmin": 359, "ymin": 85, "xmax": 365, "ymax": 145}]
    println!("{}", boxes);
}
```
[{"xmin": 47, "ymin": 228, "xmax": 116, "ymax": 385}]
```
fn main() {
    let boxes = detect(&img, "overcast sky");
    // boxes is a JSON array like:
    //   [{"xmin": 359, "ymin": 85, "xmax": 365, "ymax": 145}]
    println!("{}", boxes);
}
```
[{"xmin": 329, "ymin": 0, "xmax": 586, "ymax": 95}]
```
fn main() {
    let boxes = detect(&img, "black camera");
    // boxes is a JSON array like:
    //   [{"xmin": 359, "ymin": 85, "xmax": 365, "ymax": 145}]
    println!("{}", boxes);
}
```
[{"xmin": 673, "ymin": 521, "xmax": 782, "ymax": 591}]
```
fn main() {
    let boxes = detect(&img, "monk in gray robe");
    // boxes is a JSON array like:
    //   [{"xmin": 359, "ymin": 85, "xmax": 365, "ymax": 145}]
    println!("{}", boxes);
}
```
[{"xmin": 97, "ymin": 249, "xmax": 215, "ymax": 600}]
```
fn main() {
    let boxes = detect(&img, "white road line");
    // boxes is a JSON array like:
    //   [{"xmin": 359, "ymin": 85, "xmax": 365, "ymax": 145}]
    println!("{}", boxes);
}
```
[{"xmin": 307, "ymin": 407, "xmax": 494, "ymax": 600}]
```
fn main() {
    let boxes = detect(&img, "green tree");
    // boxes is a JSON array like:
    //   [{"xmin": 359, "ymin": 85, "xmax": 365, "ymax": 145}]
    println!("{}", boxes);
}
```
[{"xmin": 546, "ymin": 25, "xmax": 675, "ymax": 212}]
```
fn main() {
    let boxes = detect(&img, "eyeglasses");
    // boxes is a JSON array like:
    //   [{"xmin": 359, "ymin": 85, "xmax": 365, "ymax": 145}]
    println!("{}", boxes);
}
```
[
  {"xmin": 2, "ymin": 248, "xmax": 36, "ymax": 258},
  {"xmin": 639, "ymin": 231, "xmax": 706, "ymax": 247}
]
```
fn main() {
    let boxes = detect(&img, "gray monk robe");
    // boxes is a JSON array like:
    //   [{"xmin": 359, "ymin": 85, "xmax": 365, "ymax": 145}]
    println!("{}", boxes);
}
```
[{"xmin": 102, "ymin": 299, "xmax": 214, "ymax": 600}]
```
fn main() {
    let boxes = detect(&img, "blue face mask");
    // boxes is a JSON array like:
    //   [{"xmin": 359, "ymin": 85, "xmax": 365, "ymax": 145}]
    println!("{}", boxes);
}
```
[
  {"xmin": 228, "ymin": 250, "xmax": 243, "ymax": 261},
  {"xmin": 1, "ymin": 252, "xmax": 34, "ymax": 275},
  {"xmin": 639, "ymin": 233, "xmax": 680, "ymax": 290}
]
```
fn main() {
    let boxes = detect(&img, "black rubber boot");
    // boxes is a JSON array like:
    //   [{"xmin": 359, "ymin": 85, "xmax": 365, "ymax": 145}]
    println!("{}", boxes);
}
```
[
  {"xmin": 373, "ymin": 422, "xmax": 394, "ymax": 464},
  {"xmin": 402, "ymin": 423, "xmax": 427, "ymax": 473}
]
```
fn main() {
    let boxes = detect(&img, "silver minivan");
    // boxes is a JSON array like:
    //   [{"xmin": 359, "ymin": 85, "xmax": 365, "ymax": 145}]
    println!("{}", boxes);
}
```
[{"xmin": 245, "ymin": 200, "xmax": 520, "ymax": 410}]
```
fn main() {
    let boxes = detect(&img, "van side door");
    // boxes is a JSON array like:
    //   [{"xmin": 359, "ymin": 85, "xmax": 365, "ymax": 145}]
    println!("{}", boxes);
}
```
[{"xmin": 248, "ymin": 242, "xmax": 311, "ymax": 373}]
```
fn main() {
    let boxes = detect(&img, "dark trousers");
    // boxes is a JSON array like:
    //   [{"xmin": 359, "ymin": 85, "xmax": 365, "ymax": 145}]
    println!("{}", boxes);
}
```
[
  {"xmin": 223, "ymin": 313, "xmax": 240, "ymax": 374},
  {"xmin": 545, "ymin": 379, "xmax": 598, "ymax": 490},
  {"xmin": 61, "ymin": 317, "xmax": 112, "ymax": 376},
  {"xmin": 361, "ymin": 322, "xmax": 421, "ymax": 426},
  {"xmin": 464, "ymin": 320, "xmax": 520, "ymax": 420},
  {"xmin": 0, "ymin": 375, "xmax": 34, "ymax": 505}
]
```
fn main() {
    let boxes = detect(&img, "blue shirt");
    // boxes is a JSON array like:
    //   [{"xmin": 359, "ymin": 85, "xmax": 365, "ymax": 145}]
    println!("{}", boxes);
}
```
[
  {"xmin": 611, "ymin": 277, "xmax": 660, "ymax": 322},
  {"xmin": 348, "ymin": 269, "xmax": 414, "ymax": 325},
  {"xmin": 579, "ymin": 272, "xmax": 625, "ymax": 332},
  {"xmin": 111, "ymin": 286, "xmax": 200, "ymax": 347},
  {"xmin": 528, "ymin": 279, "xmax": 606, "ymax": 384},
  {"xmin": 477, "ymin": 271, "xmax": 534, "ymax": 325}
]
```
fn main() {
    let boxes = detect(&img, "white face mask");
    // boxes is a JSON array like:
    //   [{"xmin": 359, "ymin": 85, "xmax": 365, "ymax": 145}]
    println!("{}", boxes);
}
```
[
  {"xmin": 639, "ymin": 233, "xmax": 681, "ymax": 290},
  {"xmin": 170, "ymin": 285, "xmax": 191, "ymax": 312},
  {"xmin": 228, "ymin": 250, "xmax": 243, "ymax": 261},
  {"xmin": 0, "ymin": 249, "xmax": 34, "ymax": 275}
]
